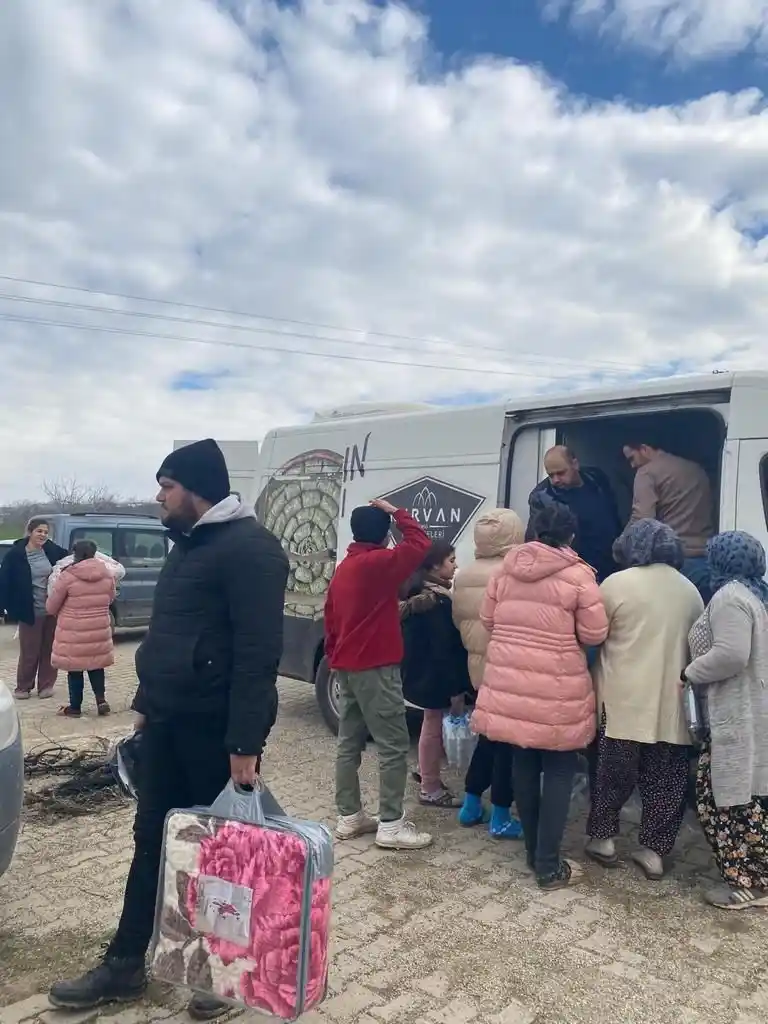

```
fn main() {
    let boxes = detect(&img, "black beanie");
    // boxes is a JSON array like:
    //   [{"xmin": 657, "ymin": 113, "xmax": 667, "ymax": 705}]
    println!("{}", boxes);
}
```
[
  {"xmin": 156, "ymin": 439, "xmax": 231, "ymax": 505},
  {"xmin": 350, "ymin": 505, "xmax": 391, "ymax": 545}
]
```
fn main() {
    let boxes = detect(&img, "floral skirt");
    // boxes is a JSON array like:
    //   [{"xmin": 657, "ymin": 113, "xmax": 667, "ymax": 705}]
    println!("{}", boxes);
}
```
[{"xmin": 696, "ymin": 740, "xmax": 768, "ymax": 890}]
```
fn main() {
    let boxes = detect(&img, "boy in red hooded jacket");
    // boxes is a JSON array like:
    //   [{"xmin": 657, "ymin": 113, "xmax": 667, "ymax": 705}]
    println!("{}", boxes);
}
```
[{"xmin": 326, "ymin": 498, "xmax": 432, "ymax": 850}]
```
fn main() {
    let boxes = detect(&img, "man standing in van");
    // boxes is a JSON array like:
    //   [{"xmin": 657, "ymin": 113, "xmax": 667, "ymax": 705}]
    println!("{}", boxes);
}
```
[
  {"xmin": 527, "ymin": 446, "xmax": 622, "ymax": 583},
  {"xmin": 49, "ymin": 439, "xmax": 289, "ymax": 1020},
  {"xmin": 327, "ymin": 498, "xmax": 433, "ymax": 851},
  {"xmin": 622, "ymin": 439, "xmax": 715, "ymax": 602}
]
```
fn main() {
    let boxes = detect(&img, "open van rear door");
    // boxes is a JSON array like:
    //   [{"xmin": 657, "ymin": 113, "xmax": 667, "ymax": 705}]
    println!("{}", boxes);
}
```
[{"xmin": 735, "ymin": 440, "xmax": 768, "ymax": 556}]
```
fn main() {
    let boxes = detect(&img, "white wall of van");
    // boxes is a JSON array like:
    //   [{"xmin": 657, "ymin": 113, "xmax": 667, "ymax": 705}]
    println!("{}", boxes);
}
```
[{"xmin": 255, "ymin": 374, "xmax": 768, "ymax": 732}]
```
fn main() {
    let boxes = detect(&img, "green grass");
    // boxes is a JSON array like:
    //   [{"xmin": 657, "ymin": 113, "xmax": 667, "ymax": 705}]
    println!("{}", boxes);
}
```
[{"xmin": 0, "ymin": 525, "xmax": 19, "ymax": 540}]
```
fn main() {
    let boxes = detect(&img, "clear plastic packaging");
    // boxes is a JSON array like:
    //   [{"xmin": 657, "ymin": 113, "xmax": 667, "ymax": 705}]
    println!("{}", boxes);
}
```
[
  {"xmin": 682, "ymin": 683, "xmax": 705, "ymax": 748},
  {"xmin": 149, "ymin": 780, "xmax": 333, "ymax": 1020},
  {"xmin": 443, "ymin": 712, "xmax": 478, "ymax": 772}
]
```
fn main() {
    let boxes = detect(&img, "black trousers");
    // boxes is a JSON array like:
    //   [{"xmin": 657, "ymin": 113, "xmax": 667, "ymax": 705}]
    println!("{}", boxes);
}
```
[
  {"xmin": 464, "ymin": 736, "xmax": 514, "ymax": 808},
  {"xmin": 67, "ymin": 669, "xmax": 106, "ymax": 710},
  {"xmin": 513, "ymin": 747, "xmax": 578, "ymax": 879},
  {"xmin": 107, "ymin": 715, "xmax": 231, "ymax": 960}
]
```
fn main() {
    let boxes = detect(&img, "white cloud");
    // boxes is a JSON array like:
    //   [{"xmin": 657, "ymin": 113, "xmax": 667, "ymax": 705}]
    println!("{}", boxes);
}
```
[
  {"xmin": 544, "ymin": 0, "xmax": 768, "ymax": 60},
  {"xmin": 2, "ymin": 0, "xmax": 768, "ymax": 501}
]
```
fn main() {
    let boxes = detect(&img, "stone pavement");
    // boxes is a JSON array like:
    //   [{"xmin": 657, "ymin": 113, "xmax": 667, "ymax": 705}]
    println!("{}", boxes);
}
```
[{"xmin": 2, "ymin": 624, "xmax": 768, "ymax": 1024}]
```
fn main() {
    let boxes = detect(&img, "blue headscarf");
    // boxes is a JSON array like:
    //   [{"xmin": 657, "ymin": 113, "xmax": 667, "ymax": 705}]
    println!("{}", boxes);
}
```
[
  {"xmin": 707, "ymin": 531, "xmax": 768, "ymax": 606},
  {"xmin": 612, "ymin": 518, "xmax": 683, "ymax": 570}
]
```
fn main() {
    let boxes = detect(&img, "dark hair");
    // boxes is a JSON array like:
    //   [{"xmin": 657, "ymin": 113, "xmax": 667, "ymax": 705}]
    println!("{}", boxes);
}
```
[
  {"xmin": 73, "ymin": 539, "xmax": 98, "ymax": 562},
  {"xmin": 530, "ymin": 502, "xmax": 577, "ymax": 548},
  {"xmin": 421, "ymin": 540, "xmax": 455, "ymax": 573},
  {"xmin": 26, "ymin": 516, "xmax": 50, "ymax": 535},
  {"xmin": 624, "ymin": 432, "xmax": 661, "ymax": 452},
  {"xmin": 399, "ymin": 540, "xmax": 455, "ymax": 599}
]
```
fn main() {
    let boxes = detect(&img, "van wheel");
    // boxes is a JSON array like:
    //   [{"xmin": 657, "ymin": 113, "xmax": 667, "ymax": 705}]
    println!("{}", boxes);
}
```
[{"xmin": 314, "ymin": 656, "xmax": 340, "ymax": 736}]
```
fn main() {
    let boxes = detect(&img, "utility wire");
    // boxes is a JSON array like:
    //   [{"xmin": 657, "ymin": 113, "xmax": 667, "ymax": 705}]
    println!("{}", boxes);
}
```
[
  {"xmin": 0, "ymin": 272, "xmax": 646, "ymax": 373},
  {"xmin": 0, "ymin": 290, "xmax": 632, "ymax": 376},
  {"xmin": 0, "ymin": 310, "xmax": 628, "ymax": 382}
]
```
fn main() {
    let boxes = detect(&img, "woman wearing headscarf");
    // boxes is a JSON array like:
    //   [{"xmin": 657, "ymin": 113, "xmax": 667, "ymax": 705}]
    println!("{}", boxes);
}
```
[
  {"xmin": 683, "ymin": 531, "xmax": 768, "ymax": 910},
  {"xmin": 586, "ymin": 520, "xmax": 703, "ymax": 879},
  {"xmin": 452, "ymin": 508, "xmax": 526, "ymax": 838}
]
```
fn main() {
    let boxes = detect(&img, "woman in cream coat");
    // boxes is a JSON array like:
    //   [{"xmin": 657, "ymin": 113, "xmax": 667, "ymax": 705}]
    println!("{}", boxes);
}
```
[{"xmin": 587, "ymin": 519, "xmax": 703, "ymax": 880}]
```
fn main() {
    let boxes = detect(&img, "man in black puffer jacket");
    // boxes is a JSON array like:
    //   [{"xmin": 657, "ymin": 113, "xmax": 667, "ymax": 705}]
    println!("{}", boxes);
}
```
[{"xmin": 50, "ymin": 439, "xmax": 289, "ymax": 1021}]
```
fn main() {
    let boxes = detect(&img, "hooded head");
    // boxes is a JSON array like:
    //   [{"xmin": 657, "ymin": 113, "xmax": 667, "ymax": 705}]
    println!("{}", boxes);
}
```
[
  {"xmin": 350, "ymin": 505, "xmax": 391, "ymax": 546},
  {"xmin": 473, "ymin": 508, "xmax": 525, "ymax": 560},
  {"xmin": 156, "ymin": 438, "xmax": 230, "ymax": 532}
]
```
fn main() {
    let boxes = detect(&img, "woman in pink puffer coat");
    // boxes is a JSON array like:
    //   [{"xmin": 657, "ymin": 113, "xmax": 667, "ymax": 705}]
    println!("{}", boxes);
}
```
[
  {"xmin": 46, "ymin": 540, "xmax": 116, "ymax": 718},
  {"xmin": 473, "ymin": 502, "xmax": 608, "ymax": 891}
]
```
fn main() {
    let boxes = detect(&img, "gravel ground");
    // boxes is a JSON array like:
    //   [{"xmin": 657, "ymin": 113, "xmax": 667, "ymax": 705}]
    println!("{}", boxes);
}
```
[{"xmin": 1, "ymin": 623, "xmax": 768, "ymax": 1024}]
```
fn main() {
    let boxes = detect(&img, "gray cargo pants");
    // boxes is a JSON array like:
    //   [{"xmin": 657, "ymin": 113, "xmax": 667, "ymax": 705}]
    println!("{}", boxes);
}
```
[{"xmin": 335, "ymin": 665, "xmax": 410, "ymax": 823}]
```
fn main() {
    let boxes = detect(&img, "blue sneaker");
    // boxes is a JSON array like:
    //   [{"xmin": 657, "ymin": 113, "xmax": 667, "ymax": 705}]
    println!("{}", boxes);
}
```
[
  {"xmin": 489, "ymin": 806, "xmax": 524, "ymax": 840},
  {"xmin": 458, "ymin": 794, "xmax": 485, "ymax": 827}
]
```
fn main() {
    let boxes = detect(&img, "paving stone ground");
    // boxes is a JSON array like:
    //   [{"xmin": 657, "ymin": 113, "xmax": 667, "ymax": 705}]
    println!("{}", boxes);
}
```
[{"xmin": 1, "ymin": 622, "xmax": 768, "ymax": 1024}]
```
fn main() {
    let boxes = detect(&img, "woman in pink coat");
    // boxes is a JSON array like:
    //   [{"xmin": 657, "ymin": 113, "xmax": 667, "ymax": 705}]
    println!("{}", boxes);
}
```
[
  {"xmin": 473, "ymin": 503, "xmax": 608, "ymax": 890},
  {"xmin": 46, "ymin": 540, "xmax": 116, "ymax": 718}
]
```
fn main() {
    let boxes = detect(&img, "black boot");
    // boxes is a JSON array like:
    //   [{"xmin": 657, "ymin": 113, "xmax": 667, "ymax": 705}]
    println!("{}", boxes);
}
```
[
  {"xmin": 188, "ymin": 993, "xmax": 230, "ymax": 1020},
  {"xmin": 49, "ymin": 955, "xmax": 146, "ymax": 1009}
]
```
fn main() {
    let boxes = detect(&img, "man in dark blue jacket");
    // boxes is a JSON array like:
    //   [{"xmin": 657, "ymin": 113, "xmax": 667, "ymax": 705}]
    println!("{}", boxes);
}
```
[{"xmin": 527, "ymin": 446, "xmax": 622, "ymax": 583}]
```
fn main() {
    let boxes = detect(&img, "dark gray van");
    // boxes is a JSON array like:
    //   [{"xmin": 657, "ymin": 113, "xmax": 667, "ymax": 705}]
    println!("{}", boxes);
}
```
[{"xmin": 45, "ymin": 513, "xmax": 168, "ymax": 629}]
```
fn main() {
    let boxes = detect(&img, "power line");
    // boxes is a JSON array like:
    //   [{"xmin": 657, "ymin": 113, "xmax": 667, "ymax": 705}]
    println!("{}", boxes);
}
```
[
  {"xmin": 0, "ymin": 272, "xmax": 646, "ymax": 373},
  {"xmin": 0, "ymin": 290, "xmax": 632, "ymax": 377},
  {"xmin": 0, "ymin": 310, "xmax": 631, "ymax": 382}
]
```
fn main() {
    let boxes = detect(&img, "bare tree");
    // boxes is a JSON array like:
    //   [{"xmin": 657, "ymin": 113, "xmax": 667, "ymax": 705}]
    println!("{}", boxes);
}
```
[{"xmin": 42, "ymin": 477, "xmax": 121, "ymax": 513}]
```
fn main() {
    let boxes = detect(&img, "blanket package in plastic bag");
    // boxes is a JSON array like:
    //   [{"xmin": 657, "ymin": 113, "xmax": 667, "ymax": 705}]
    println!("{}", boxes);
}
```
[
  {"xmin": 443, "ymin": 712, "xmax": 477, "ymax": 772},
  {"xmin": 149, "ymin": 780, "xmax": 333, "ymax": 1021}
]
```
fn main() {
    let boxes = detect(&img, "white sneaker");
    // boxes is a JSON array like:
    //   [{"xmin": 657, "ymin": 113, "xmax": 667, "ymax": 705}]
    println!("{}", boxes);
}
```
[
  {"xmin": 335, "ymin": 811, "xmax": 379, "ymax": 841},
  {"xmin": 375, "ymin": 817, "xmax": 433, "ymax": 850}
]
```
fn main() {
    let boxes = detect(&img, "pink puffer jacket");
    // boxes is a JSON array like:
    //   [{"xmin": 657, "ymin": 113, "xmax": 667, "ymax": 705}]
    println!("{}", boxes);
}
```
[
  {"xmin": 46, "ymin": 558, "xmax": 116, "ymax": 671},
  {"xmin": 472, "ymin": 542, "xmax": 608, "ymax": 751}
]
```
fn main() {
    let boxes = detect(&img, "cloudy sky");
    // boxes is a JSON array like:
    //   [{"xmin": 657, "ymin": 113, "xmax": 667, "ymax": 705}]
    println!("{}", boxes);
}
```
[{"xmin": 2, "ymin": 0, "xmax": 768, "ymax": 501}]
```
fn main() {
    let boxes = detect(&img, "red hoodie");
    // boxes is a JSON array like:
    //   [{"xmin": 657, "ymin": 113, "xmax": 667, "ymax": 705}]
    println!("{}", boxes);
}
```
[{"xmin": 324, "ymin": 509, "xmax": 430, "ymax": 672}]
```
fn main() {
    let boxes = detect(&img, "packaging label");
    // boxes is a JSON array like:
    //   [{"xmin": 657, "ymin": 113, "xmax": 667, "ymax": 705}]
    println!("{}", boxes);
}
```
[{"xmin": 196, "ymin": 875, "xmax": 253, "ymax": 947}]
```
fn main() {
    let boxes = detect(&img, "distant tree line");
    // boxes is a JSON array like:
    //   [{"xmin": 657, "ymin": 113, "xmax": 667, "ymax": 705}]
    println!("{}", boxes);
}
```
[{"xmin": 0, "ymin": 477, "xmax": 159, "ymax": 534}]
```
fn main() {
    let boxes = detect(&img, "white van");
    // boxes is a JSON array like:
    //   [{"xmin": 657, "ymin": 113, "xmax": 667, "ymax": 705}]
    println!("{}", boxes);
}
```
[{"xmin": 256, "ymin": 371, "xmax": 768, "ymax": 732}]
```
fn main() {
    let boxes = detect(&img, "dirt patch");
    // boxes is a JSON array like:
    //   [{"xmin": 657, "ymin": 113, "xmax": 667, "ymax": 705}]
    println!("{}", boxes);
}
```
[{"xmin": 0, "ymin": 924, "xmax": 113, "ymax": 1006}]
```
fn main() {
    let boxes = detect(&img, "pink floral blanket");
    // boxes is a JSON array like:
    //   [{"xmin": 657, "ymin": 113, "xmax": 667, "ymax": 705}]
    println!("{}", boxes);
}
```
[{"xmin": 150, "ymin": 810, "xmax": 332, "ymax": 1020}]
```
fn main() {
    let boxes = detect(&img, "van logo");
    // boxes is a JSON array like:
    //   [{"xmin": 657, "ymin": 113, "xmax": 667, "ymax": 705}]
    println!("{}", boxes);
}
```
[{"xmin": 378, "ymin": 477, "xmax": 485, "ymax": 545}]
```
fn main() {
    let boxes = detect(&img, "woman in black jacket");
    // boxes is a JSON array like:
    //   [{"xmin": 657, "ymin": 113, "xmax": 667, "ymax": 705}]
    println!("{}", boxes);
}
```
[
  {"xmin": 0, "ymin": 517, "xmax": 68, "ymax": 699},
  {"xmin": 400, "ymin": 541, "xmax": 472, "ymax": 808}
]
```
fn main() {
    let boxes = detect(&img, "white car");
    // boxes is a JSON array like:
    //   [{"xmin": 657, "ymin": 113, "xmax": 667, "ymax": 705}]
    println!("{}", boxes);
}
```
[{"xmin": 0, "ymin": 680, "xmax": 23, "ymax": 877}]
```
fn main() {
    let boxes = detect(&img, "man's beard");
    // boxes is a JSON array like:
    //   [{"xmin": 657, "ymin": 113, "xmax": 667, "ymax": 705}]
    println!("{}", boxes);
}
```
[{"xmin": 161, "ymin": 501, "xmax": 198, "ymax": 534}]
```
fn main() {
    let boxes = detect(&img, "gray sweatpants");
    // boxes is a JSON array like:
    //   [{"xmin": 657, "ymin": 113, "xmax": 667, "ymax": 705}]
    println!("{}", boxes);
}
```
[{"xmin": 335, "ymin": 665, "xmax": 410, "ymax": 823}]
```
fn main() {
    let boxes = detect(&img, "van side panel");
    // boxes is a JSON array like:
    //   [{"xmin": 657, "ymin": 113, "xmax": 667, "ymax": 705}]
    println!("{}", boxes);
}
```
[
  {"xmin": 257, "ymin": 424, "xmax": 351, "ymax": 682},
  {"xmin": 257, "ymin": 406, "xmax": 507, "ymax": 683}
]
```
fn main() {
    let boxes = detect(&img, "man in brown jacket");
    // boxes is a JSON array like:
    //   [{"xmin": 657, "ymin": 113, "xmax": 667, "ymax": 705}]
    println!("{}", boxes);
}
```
[{"xmin": 622, "ymin": 438, "xmax": 715, "ymax": 602}]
